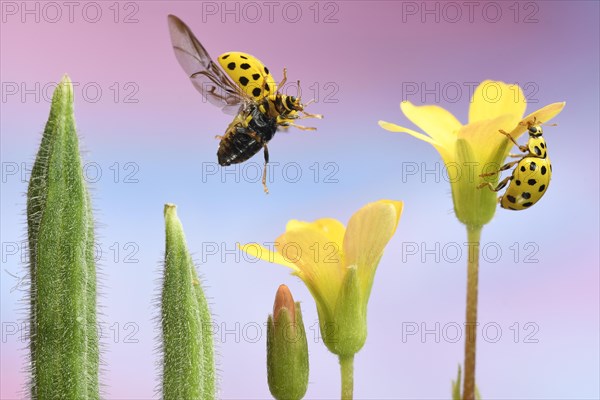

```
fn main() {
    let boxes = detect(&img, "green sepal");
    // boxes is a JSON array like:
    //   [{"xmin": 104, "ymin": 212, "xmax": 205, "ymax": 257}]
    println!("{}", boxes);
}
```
[
  {"xmin": 320, "ymin": 267, "xmax": 366, "ymax": 357},
  {"xmin": 451, "ymin": 365, "xmax": 462, "ymax": 400},
  {"xmin": 267, "ymin": 302, "xmax": 309, "ymax": 400},
  {"xmin": 452, "ymin": 139, "xmax": 497, "ymax": 228},
  {"xmin": 451, "ymin": 364, "xmax": 483, "ymax": 400}
]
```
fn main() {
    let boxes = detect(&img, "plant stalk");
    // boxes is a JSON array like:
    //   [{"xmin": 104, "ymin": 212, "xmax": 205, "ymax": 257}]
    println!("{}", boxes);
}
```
[
  {"xmin": 339, "ymin": 354, "xmax": 354, "ymax": 400},
  {"xmin": 462, "ymin": 225, "xmax": 482, "ymax": 400}
]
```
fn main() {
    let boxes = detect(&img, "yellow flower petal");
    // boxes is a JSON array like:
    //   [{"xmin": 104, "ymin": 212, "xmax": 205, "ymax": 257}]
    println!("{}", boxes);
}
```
[
  {"xmin": 238, "ymin": 243, "xmax": 299, "ymax": 272},
  {"xmin": 275, "ymin": 224, "xmax": 345, "ymax": 312},
  {"xmin": 457, "ymin": 113, "xmax": 518, "ymax": 165},
  {"xmin": 285, "ymin": 218, "xmax": 346, "ymax": 248},
  {"xmin": 506, "ymin": 101, "xmax": 566, "ymax": 140},
  {"xmin": 379, "ymin": 120, "xmax": 455, "ymax": 164},
  {"xmin": 400, "ymin": 101, "xmax": 462, "ymax": 148},
  {"xmin": 378, "ymin": 120, "xmax": 439, "ymax": 146},
  {"xmin": 469, "ymin": 80, "xmax": 526, "ymax": 125},
  {"xmin": 343, "ymin": 200, "xmax": 403, "ymax": 297}
]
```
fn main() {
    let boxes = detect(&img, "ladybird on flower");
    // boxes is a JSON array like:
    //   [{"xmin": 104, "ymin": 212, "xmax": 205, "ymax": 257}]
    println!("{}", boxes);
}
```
[{"xmin": 379, "ymin": 80, "xmax": 565, "ymax": 226}]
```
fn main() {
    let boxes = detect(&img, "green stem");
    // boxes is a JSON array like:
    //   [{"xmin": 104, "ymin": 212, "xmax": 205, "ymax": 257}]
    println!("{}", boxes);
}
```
[
  {"xmin": 339, "ymin": 354, "xmax": 354, "ymax": 400},
  {"xmin": 462, "ymin": 225, "xmax": 482, "ymax": 400}
]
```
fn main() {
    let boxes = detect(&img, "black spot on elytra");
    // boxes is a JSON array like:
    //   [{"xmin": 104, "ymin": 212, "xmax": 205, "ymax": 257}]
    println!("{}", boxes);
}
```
[
  {"xmin": 227, "ymin": 62, "xmax": 236, "ymax": 70},
  {"xmin": 240, "ymin": 55, "xmax": 248, "ymax": 59},
  {"xmin": 522, "ymin": 192, "xmax": 531, "ymax": 199},
  {"xmin": 520, "ymin": 166, "xmax": 526, "ymax": 172},
  {"xmin": 515, "ymin": 180, "xmax": 521, "ymax": 186},
  {"xmin": 550, "ymin": 164, "xmax": 553, "ymax": 172},
  {"xmin": 252, "ymin": 87, "xmax": 262, "ymax": 97},
  {"xmin": 507, "ymin": 195, "xmax": 516, "ymax": 203},
  {"xmin": 264, "ymin": 83, "xmax": 270, "ymax": 92},
  {"xmin": 528, "ymin": 179, "xmax": 537, "ymax": 186},
  {"xmin": 529, "ymin": 161, "xmax": 537, "ymax": 171},
  {"xmin": 541, "ymin": 166, "xmax": 547, "ymax": 175},
  {"xmin": 538, "ymin": 184, "xmax": 546, "ymax": 192},
  {"xmin": 240, "ymin": 63, "xmax": 251, "ymax": 70},
  {"xmin": 523, "ymin": 202, "xmax": 533, "ymax": 207},
  {"xmin": 540, "ymin": 142, "xmax": 545, "ymax": 149},
  {"xmin": 252, "ymin": 73, "xmax": 260, "ymax": 80},
  {"xmin": 222, "ymin": 54, "xmax": 230, "ymax": 59},
  {"xmin": 264, "ymin": 67, "xmax": 269, "ymax": 74},
  {"xmin": 534, "ymin": 146, "xmax": 542, "ymax": 156},
  {"xmin": 239, "ymin": 76, "xmax": 249, "ymax": 86}
]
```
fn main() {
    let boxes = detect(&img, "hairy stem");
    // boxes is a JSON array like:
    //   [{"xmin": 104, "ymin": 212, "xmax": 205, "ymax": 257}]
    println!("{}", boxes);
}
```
[
  {"xmin": 462, "ymin": 225, "xmax": 482, "ymax": 400},
  {"xmin": 340, "ymin": 354, "xmax": 354, "ymax": 400}
]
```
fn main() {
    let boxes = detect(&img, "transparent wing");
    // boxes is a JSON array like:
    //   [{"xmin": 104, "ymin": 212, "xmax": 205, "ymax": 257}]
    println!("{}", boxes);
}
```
[{"xmin": 168, "ymin": 15, "xmax": 248, "ymax": 115}]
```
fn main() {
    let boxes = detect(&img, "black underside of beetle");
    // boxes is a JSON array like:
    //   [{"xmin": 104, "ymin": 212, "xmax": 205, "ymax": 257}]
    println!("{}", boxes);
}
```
[{"xmin": 217, "ymin": 102, "xmax": 278, "ymax": 166}]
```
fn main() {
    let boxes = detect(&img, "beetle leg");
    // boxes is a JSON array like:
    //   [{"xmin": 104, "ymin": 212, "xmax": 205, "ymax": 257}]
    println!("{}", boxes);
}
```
[
  {"xmin": 262, "ymin": 144, "xmax": 270, "ymax": 194},
  {"xmin": 287, "ymin": 122, "xmax": 317, "ymax": 131},
  {"xmin": 278, "ymin": 68, "xmax": 287, "ymax": 88},
  {"xmin": 477, "ymin": 175, "xmax": 512, "ymax": 191},
  {"xmin": 246, "ymin": 131, "xmax": 270, "ymax": 194},
  {"xmin": 479, "ymin": 160, "xmax": 520, "ymax": 177},
  {"xmin": 519, "ymin": 116, "xmax": 537, "ymax": 128},
  {"xmin": 499, "ymin": 129, "xmax": 528, "ymax": 152},
  {"xmin": 299, "ymin": 111, "xmax": 324, "ymax": 120}
]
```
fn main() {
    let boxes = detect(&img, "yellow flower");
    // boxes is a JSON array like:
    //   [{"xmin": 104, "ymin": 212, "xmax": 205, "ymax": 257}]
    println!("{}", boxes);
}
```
[
  {"xmin": 240, "ymin": 200, "xmax": 403, "ymax": 356},
  {"xmin": 379, "ymin": 80, "xmax": 565, "ymax": 227}
]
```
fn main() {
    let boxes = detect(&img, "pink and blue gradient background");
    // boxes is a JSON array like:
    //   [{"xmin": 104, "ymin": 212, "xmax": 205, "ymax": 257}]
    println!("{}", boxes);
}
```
[{"xmin": 1, "ymin": 1, "xmax": 598, "ymax": 398}]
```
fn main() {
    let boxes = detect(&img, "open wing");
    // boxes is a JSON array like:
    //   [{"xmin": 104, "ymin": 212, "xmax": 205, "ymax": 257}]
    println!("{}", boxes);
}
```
[{"xmin": 167, "ymin": 15, "xmax": 248, "ymax": 115}]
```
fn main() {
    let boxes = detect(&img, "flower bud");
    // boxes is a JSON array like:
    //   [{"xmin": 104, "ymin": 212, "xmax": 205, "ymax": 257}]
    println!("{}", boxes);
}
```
[{"xmin": 267, "ymin": 285, "xmax": 308, "ymax": 400}]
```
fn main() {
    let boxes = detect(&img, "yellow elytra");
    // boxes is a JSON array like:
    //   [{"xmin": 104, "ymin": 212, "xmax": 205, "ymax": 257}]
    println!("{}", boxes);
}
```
[
  {"xmin": 479, "ymin": 124, "xmax": 552, "ymax": 210},
  {"xmin": 217, "ymin": 52, "xmax": 278, "ymax": 101}
]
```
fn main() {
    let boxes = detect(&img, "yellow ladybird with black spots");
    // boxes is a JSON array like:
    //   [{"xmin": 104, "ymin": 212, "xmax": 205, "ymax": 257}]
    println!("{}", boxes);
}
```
[
  {"xmin": 218, "ymin": 52, "xmax": 278, "ymax": 101},
  {"xmin": 478, "ymin": 122, "xmax": 552, "ymax": 210},
  {"xmin": 500, "ymin": 154, "xmax": 551, "ymax": 210},
  {"xmin": 167, "ymin": 15, "xmax": 322, "ymax": 194}
]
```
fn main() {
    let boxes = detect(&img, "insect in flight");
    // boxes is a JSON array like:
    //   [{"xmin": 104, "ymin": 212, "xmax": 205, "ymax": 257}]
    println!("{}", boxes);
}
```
[
  {"xmin": 478, "ymin": 118, "xmax": 554, "ymax": 210},
  {"xmin": 167, "ymin": 14, "xmax": 322, "ymax": 193}
]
